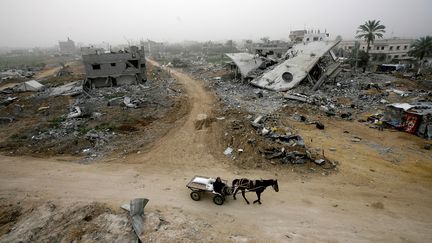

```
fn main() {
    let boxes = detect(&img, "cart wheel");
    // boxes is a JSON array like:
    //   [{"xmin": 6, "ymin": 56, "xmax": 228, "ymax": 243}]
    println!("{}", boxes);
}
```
[
  {"xmin": 213, "ymin": 195, "xmax": 224, "ymax": 205},
  {"xmin": 190, "ymin": 191, "xmax": 201, "ymax": 201},
  {"xmin": 223, "ymin": 186, "xmax": 233, "ymax": 195}
]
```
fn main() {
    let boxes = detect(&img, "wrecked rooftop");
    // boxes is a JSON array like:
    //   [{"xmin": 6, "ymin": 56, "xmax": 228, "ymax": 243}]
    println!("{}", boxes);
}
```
[{"xmin": 226, "ymin": 40, "xmax": 341, "ymax": 91}]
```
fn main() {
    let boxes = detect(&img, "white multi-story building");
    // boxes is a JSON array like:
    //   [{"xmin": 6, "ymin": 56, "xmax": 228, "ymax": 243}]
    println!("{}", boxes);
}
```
[
  {"xmin": 303, "ymin": 32, "xmax": 330, "ymax": 43},
  {"xmin": 338, "ymin": 38, "xmax": 415, "ymax": 62},
  {"xmin": 289, "ymin": 29, "xmax": 330, "ymax": 43}
]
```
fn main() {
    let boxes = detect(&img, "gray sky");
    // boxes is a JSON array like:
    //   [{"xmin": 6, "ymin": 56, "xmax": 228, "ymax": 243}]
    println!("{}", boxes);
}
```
[{"xmin": 0, "ymin": 0, "xmax": 431, "ymax": 48}]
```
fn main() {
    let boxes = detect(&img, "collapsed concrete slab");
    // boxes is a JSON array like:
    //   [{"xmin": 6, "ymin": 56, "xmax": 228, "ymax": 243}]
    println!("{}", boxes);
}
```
[
  {"xmin": 13, "ymin": 80, "xmax": 45, "ymax": 92},
  {"xmin": 121, "ymin": 198, "xmax": 149, "ymax": 242},
  {"xmin": 250, "ymin": 41, "xmax": 339, "ymax": 91},
  {"xmin": 225, "ymin": 53, "xmax": 263, "ymax": 79},
  {"xmin": 49, "ymin": 80, "xmax": 83, "ymax": 96}
]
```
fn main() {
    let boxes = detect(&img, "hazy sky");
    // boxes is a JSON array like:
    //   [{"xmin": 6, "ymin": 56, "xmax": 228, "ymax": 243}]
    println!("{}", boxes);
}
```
[{"xmin": 0, "ymin": 0, "xmax": 431, "ymax": 48}]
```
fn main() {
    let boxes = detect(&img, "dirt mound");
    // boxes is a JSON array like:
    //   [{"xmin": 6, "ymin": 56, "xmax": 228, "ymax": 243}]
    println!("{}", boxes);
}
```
[
  {"xmin": 0, "ymin": 203, "xmax": 22, "ymax": 236},
  {"xmin": 0, "ymin": 201, "xmax": 135, "ymax": 242},
  {"xmin": 0, "ymin": 201, "xmax": 244, "ymax": 243}
]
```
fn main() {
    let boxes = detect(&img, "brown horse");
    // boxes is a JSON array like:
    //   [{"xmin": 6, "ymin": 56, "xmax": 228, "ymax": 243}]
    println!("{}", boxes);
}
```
[{"xmin": 232, "ymin": 178, "xmax": 279, "ymax": 204}]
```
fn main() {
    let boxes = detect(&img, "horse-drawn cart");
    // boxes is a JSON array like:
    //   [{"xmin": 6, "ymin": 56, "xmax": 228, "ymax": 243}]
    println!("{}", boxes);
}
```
[{"xmin": 186, "ymin": 175, "xmax": 232, "ymax": 205}]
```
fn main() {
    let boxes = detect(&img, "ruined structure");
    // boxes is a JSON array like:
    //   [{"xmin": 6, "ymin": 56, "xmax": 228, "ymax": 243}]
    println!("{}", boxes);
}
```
[
  {"xmin": 82, "ymin": 46, "xmax": 146, "ymax": 89},
  {"xmin": 227, "ymin": 37, "xmax": 340, "ymax": 91},
  {"xmin": 251, "ymin": 40, "xmax": 339, "ymax": 91},
  {"xmin": 225, "ymin": 53, "xmax": 263, "ymax": 80}
]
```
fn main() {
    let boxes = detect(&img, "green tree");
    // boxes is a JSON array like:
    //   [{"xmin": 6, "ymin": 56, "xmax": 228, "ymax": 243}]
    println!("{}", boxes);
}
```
[
  {"xmin": 409, "ymin": 36, "xmax": 432, "ymax": 61},
  {"xmin": 355, "ymin": 20, "xmax": 386, "ymax": 66},
  {"xmin": 408, "ymin": 36, "xmax": 432, "ymax": 74}
]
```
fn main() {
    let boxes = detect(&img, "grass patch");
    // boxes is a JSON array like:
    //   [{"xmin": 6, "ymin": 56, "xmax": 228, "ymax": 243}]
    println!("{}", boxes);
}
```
[
  {"xmin": 78, "ymin": 126, "xmax": 91, "ymax": 135},
  {"xmin": 104, "ymin": 93, "xmax": 125, "ymax": 100},
  {"xmin": 49, "ymin": 116, "xmax": 65, "ymax": 128},
  {"xmin": 205, "ymin": 54, "xmax": 229, "ymax": 64},
  {"xmin": 95, "ymin": 123, "xmax": 116, "ymax": 131}
]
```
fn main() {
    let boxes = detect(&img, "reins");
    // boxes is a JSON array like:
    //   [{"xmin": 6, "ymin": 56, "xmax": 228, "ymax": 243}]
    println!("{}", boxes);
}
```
[{"xmin": 233, "ymin": 183, "xmax": 270, "ymax": 193}]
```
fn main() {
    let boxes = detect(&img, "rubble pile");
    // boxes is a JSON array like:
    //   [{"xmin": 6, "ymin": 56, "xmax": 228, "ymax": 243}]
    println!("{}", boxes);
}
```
[
  {"xmin": 173, "ymin": 51, "xmax": 432, "ymax": 170},
  {"xmin": 0, "ymin": 64, "xmax": 185, "ymax": 159},
  {"xmin": 0, "ymin": 68, "xmax": 35, "ymax": 81},
  {"xmin": 210, "ymin": 80, "xmax": 286, "ymax": 114},
  {"xmin": 221, "ymin": 110, "xmax": 337, "ymax": 172},
  {"xmin": 285, "ymin": 72, "xmax": 432, "ymax": 118}
]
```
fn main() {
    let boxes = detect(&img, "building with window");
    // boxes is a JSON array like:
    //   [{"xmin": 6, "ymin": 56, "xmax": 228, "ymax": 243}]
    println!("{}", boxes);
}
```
[
  {"xmin": 302, "ymin": 31, "xmax": 330, "ymax": 43},
  {"xmin": 338, "ymin": 38, "xmax": 415, "ymax": 62},
  {"xmin": 82, "ymin": 45, "xmax": 146, "ymax": 89},
  {"xmin": 289, "ymin": 30, "xmax": 307, "ymax": 43},
  {"xmin": 252, "ymin": 40, "xmax": 292, "ymax": 58}
]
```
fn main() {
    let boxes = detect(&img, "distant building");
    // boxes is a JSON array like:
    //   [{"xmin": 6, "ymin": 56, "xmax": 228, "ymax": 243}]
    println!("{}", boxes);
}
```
[
  {"xmin": 252, "ymin": 40, "xmax": 292, "ymax": 58},
  {"xmin": 302, "ymin": 30, "xmax": 330, "ymax": 43},
  {"xmin": 338, "ymin": 38, "xmax": 415, "ymax": 62},
  {"xmin": 82, "ymin": 45, "xmax": 146, "ymax": 89},
  {"xmin": 289, "ymin": 30, "xmax": 307, "ymax": 43},
  {"xmin": 8, "ymin": 49, "xmax": 30, "ymax": 56},
  {"xmin": 142, "ymin": 40, "xmax": 165, "ymax": 58},
  {"xmin": 59, "ymin": 38, "xmax": 76, "ymax": 55}
]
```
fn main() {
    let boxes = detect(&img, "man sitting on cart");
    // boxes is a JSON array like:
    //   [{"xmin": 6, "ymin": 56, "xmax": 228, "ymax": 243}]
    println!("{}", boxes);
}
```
[{"xmin": 213, "ymin": 177, "xmax": 227, "ymax": 195}]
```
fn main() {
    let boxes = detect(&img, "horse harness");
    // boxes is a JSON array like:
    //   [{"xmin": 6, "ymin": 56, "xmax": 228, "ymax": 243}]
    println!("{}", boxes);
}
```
[{"xmin": 235, "ymin": 179, "xmax": 266, "ymax": 192}]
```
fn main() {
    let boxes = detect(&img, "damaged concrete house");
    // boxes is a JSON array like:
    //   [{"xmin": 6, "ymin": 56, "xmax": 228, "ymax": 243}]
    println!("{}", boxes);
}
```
[
  {"xmin": 82, "ymin": 46, "xmax": 146, "ymax": 89},
  {"xmin": 226, "ymin": 30, "xmax": 340, "ymax": 91}
]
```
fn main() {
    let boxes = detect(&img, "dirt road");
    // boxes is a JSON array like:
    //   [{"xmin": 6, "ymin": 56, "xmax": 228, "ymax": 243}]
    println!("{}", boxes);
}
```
[{"xmin": 1, "ymin": 63, "xmax": 431, "ymax": 242}]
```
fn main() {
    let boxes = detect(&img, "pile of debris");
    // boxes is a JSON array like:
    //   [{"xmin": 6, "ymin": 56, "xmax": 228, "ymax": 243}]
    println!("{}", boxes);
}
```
[
  {"xmin": 28, "ymin": 79, "xmax": 180, "ymax": 158},
  {"xmin": 221, "ymin": 111, "xmax": 336, "ymax": 172},
  {"xmin": 0, "ymin": 65, "xmax": 184, "ymax": 159},
  {"xmin": 381, "ymin": 102, "xmax": 432, "ymax": 139},
  {"xmin": 0, "ymin": 68, "xmax": 35, "ymax": 81}
]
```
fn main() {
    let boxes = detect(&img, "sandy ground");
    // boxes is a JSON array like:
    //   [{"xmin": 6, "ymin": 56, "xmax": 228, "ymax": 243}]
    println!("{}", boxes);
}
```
[{"xmin": 1, "ymin": 61, "xmax": 432, "ymax": 242}]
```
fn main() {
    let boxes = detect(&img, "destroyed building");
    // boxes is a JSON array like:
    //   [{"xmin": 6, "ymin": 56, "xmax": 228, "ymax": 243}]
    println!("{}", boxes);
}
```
[
  {"xmin": 226, "ymin": 35, "xmax": 341, "ymax": 91},
  {"xmin": 82, "ymin": 46, "xmax": 146, "ymax": 89}
]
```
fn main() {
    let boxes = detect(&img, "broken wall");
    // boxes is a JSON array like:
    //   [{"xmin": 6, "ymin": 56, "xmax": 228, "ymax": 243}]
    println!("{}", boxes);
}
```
[{"xmin": 82, "ymin": 46, "xmax": 146, "ymax": 89}]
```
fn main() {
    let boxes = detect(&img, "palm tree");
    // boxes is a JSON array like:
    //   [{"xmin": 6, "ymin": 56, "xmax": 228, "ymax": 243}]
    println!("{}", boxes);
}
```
[
  {"xmin": 408, "ymin": 36, "xmax": 432, "ymax": 74},
  {"xmin": 355, "ymin": 20, "xmax": 386, "ymax": 57}
]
